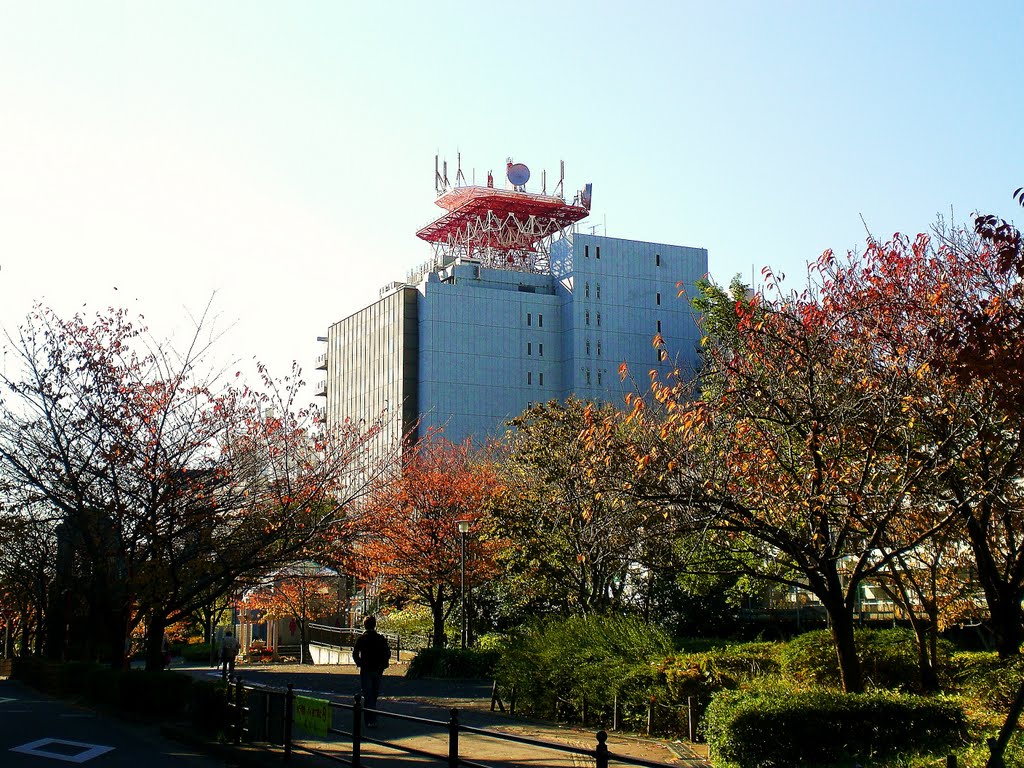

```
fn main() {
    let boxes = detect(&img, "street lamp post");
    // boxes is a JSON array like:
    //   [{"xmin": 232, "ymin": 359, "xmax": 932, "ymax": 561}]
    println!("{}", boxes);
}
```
[{"xmin": 457, "ymin": 519, "xmax": 471, "ymax": 650}]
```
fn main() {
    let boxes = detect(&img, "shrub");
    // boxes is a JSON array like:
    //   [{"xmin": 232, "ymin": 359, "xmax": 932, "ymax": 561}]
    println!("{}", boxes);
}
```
[
  {"xmin": 703, "ymin": 688, "xmax": 967, "ymax": 768},
  {"xmin": 947, "ymin": 651, "xmax": 1024, "ymax": 713},
  {"xmin": 663, "ymin": 642, "xmax": 781, "ymax": 700},
  {"xmin": 495, "ymin": 615, "xmax": 672, "ymax": 730},
  {"xmin": 189, "ymin": 679, "xmax": 232, "ymax": 735},
  {"xmin": 405, "ymin": 647, "xmax": 501, "ymax": 679},
  {"xmin": 14, "ymin": 659, "xmax": 194, "ymax": 720},
  {"xmin": 780, "ymin": 627, "xmax": 948, "ymax": 691},
  {"xmin": 175, "ymin": 642, "xmax": 214, "ymax": 663}
]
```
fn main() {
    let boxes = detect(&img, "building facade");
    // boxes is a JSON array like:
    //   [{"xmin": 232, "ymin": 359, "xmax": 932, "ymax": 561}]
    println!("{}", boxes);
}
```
[{"xmin": 320, "ymin": 232, "xmax": 707, "ymax": 446}]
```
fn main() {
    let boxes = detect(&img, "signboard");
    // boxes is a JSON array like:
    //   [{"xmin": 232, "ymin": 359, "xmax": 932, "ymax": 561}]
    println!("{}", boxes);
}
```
[{"xmin": 294, "ymin": 696, "xmax": 331, "ymax": 737}]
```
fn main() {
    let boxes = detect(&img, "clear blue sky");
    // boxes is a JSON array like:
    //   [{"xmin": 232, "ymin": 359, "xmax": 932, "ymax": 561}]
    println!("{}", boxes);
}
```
[{"xmin": 1, "ymin": 1, "xmax": 1020, "ymax": 383}]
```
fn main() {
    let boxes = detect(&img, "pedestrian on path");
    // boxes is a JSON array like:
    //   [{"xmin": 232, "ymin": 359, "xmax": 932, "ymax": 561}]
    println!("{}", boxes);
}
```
[
  {"xmin": 352, "ymin": 616, "xmax": 390, "ymax": 726},
  {"xmin": 219, "ymin": 630, "xmax": 240, "ymax": 678}
]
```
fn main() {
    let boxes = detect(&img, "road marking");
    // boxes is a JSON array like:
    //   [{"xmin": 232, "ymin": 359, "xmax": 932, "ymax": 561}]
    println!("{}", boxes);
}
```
[
  {"xmin": 0, "ymin": 697, "xmax": 16, "ymax": 704},
  {"xmin": 10, "ymin": 738, "xmax": 115, "ymax": 763}
]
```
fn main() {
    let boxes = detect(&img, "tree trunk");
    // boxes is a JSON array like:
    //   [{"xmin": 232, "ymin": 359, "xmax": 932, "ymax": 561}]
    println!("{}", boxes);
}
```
[
  {"xmin": 964, "ymin": 506, "xmax": 1024, "ymax": 659},
  {"xmin": 986, "ymin": 675, "xmax": 1024, "ymax": 768},
  {"xmin": 823, "ymin": 596, "xmax": 862, "ymax": 693},
  {"xmin": 144, "ymin": 614, "xmax": 167, "ymax": 672},
  {"xmin": 431, "ymin": 589, "xmax": 446, "ymax": 648}
]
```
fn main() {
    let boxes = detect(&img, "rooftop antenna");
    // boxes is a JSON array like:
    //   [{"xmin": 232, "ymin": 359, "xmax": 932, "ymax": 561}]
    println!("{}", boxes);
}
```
[
  {"xmin": 434, "ymin": 155, "xmax": 442, "ymax": 194},
  {"xmin": 553, "ymin": 160, "xmax": 565, "ymax": 199},
  {"xmin": 456, "ymin": 151, "xmax": 466, "ymax": 186},
  {"xmin": 442, "ymin": 159, "xmax": 449, "ymax": 189},
  {"xmin": 542, "ymin": 168, "xmax": 547, "ymax": 195}
]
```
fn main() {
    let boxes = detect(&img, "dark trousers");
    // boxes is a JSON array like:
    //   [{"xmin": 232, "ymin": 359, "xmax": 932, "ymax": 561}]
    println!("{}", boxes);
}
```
[{"xmin": 359, "ymin": 669, "xmax": 383, "ymax": 724}]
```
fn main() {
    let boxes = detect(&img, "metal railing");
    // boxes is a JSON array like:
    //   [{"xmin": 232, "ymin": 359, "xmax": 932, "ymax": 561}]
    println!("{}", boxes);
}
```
[
  {"xmin": 225, "ymin": 676, "xmax": 683, "ymax": 768},
  {"xmin": 307, "ymin": 624, "xmax": 430, "ymax": 662}
]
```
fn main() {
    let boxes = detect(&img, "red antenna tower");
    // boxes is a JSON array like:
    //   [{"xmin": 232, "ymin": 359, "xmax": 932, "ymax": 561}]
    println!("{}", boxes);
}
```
[{"xmin": 416, "ymin": 155, "xmax": 592, "ymax": 275}]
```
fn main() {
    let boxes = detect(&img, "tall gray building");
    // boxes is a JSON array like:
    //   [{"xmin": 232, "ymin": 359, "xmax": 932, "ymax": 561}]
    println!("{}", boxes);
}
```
[{"xmin": 318, "ymin": 232, "xmax": 707, "ymax": 446}]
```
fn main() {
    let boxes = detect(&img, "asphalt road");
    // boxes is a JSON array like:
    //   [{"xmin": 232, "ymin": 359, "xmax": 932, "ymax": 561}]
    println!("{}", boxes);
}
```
[{"xmin": 0, "ymin": 678, "xmax": 226, "ymax": 768}]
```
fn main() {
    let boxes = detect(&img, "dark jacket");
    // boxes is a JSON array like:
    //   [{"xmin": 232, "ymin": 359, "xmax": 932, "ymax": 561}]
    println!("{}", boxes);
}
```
[{"xmin": 353, "ymin": 630, "xmax": 391, "ymax": 673}]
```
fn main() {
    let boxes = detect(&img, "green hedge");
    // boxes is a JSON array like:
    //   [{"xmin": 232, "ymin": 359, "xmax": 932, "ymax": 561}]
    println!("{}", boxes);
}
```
[
  {"xmin": 946, "ymin": 651, "xmax": 1024, "ymax": 713},
  {"xmin": 495, "ymin": 615, "xmax": 672, "ymax": 730},
  {"xmin": 703, "ymin": 688, "xmax": 966, "ymax": 768},
  {"xmin": 13, "ymin": 658, "xmax": 195, "ymax": 720},
  {"xmin": 174, "ymin": 642, "xmax": 214, "ymax": 663},
  {"xmin": 405, "ymin": 647, "xmax": 501, "ymax": 679},
  {"xmin": 780, "ymin": 627, "xmax": 950, "ymax": 692},
  {"xmin": 662, "ymin": 642, "xmax": 781, "ymax": 700}
]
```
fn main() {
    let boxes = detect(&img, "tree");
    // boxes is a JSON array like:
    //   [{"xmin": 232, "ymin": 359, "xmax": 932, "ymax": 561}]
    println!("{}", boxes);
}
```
[
  {"xmin": 241, "ymin": 562, "xmax": 342, "ymax": 664},
  {"xmin": 489, "ymin": 398, "xmax": 670, "ymax": 621},
  {"xmin": 354, "ymin": 435, "xmax": 499, "ymax": 647},
  {"xmin": 0, "ymin": 304, "xmax": 396, "ymax": 670},
  {"xmin": 618, "ymin": 257, "xmax": 950, "ymax": 693}
]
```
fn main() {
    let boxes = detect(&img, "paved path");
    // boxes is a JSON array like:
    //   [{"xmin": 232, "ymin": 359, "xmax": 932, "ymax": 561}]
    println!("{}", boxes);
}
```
[
  {"xmin": 0, "ymin": 678, "xmax": 225, "ymax": 768},
  {"xmin": 177, "ymin": 660, "xmax": 707, "ymax": 767}
]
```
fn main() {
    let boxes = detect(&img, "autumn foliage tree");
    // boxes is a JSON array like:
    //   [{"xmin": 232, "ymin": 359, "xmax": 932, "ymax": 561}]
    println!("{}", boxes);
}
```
[
  {"xmin": 241, "ymin": 562, "xmax": 342, "ymax": 663},
  {"xmin": 489, "ymin": 398, "xmax": 670, "ymax": 620},
  {"xmin": 616, "ymin": 260, "xmax": 951, "ymax": 694},
  {"xmin": 0, "ymin": 304, "xmax": 396, "ymax": 670},
  {"xmin": 353, "ymin": 435, "xmax": 499, "ymax": 647}
]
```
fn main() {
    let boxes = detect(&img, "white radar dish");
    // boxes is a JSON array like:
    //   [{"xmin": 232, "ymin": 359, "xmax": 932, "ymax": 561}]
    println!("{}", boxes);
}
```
[{"xmin": 507, "ymin": 163, "xmax": 530, "ymax": 186}]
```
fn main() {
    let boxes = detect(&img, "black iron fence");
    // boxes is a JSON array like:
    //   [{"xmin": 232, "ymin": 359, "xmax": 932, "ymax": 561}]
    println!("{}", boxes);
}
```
[{"xmin": 224, "ymin": 675, "xmax": 684, "ymax": 768}]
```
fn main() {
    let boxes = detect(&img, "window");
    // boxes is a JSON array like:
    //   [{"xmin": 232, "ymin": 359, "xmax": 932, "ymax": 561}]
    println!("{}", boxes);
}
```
[
  {"xmin": 539, "ymin": 343, "xmax": 544, "ymax": 356},
  {"xmin": 597, "ymin": 341, "xmax": 602, "ymax": 356},
  {"xmin": 586, "ymin": 369, "xmax": 591, "ymax": 385},
  {"xmin": 656, "ymin": 292, "xmax": 661, "ymax": 305},
  {"xmin": 597, "ymin": 370, "xmax": 603, "ymax": 385},
  {"xmin": 586, "ymin": 339, "xmax": 591, "ymax": 355},
  {"xmin": 527, "ymin": 342, "xmax": 532, "ymax": 355},
  {"xmin": 596, "ymin": 284, "xmax": 601, "ymax": 299},
  {"xmin": 539, "ymin": 372, "xmax": 544, "ymax": 386},
  {"xmin": 596, "ymin": 246, "xmax": 601, "ymax": 259},
  {"xmin": 527, "ymin": 313, "xmax": 532, "ymax": 326},
  {"xmin": 585, "ymin": 282, "xmax": 590, "ymax": 298},
  {"xmin": 596, "ymin": 312, "xmax": 601, "ymax": 327},
  {"xmin": 527, "ymin": 372, "xmax": 532, "ymax": 385},
  {"xmin": 539, "ymin": 314, "xmax": 543, "ymax": 327},
  {"xmin": 656, "ymin": 253, "xmax": 661, "ymax": 267},
  {"xmin": 657, "ymin": 320, "xmax": 662, "ymax": 333},
  {"xmin": 585, "ymin": 245, "xmax": 590, "ymax": 258},
  {"xmin": 585, "ymin": 311, "xmax": 590, "ymax": 326}
]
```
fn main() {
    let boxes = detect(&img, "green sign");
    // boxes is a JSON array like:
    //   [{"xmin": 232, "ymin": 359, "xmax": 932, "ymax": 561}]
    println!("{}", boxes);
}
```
[{"xmin": 294, "ymin": 695, "xmax": 330, "ymax": 737}]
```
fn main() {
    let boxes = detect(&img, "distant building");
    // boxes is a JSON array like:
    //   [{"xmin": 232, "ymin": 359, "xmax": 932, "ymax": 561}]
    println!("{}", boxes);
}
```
[{"xmin": 317, "ymin": 159, "xmax": 708, "ymax": 446}]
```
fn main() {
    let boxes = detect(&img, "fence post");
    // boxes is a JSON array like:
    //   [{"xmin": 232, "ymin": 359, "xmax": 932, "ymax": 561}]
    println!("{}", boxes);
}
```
[
  {"xmin": 448, "ymin": 708, "xmax": 460, "ymax": 768},
  {"xmin": 687, "ymin": 696, "xmax": 696, "ymax": 742},
  {"xmin": 233, "ymin": 676, "xmax": 244, "ymax": 745},
  {"xmin": 595, "ymin": 730, "xmax": 609, "ymax": 768},
  {"xmin": 283, "ymin": 684, "xmax": 294, "ymax": 763},
  {"xmin": 646, "ymin": 700, "xmax": 653, "ymax": 736},
  {"xmin": 352, "ymin": 694, "xmax": 362, "ymax": 768},
  {"xmin": 612, "ymin": 693, "xmax": 618, "ymax": 731}
]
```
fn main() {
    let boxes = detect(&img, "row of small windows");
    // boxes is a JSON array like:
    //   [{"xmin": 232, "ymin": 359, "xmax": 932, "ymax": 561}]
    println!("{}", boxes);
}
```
[
  {"xmin": 527, "ymin": 342, "xmax": 544, "ymax": 356},
  {"xmin": 583, "ymin": 243, "xmax": 663, "ymax": 268},
  {"xmin": 583, "ymin": 369, "xmax": 604, "ymax": 385},
  {"xmin": 585, "ymin": 339, "xmax": 602, "ymax": 356},
  {"xmin": 526, "ymin": 313, "xmax": 543, "ymax": 327},
  {"xmin": 584, "ymin": 282, "xmax": 601, "ymax": 299},
  {"xmin": 526, "ymin": 371, "xmax": 545, "ymax": 386},
  {"xmin": 585, "ymin": 311, "xmax": 601, "ymax": 327}
]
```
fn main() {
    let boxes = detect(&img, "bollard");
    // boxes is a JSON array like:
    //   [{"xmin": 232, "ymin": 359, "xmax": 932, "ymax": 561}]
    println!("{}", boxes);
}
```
[
  {"xmin": 448, "ymin": 708, "xmax": 460, "ymax": 768},
  {"xmin": 352, "ymin": 694, "xmax": 362, "ymax": 768},
  {"xmin": 284, "ymin": 684, "xmax": 294, "ymax": 763},
  {"xmin": 687, "ymin": 696, "xmax": 696, "ymax": 742},
  {"xmin": 595, "ymin": 730, "xmax": 609, "ymax": 768},
  {"xmin": 612, "ymin": 693, "xmax": 619, "ymax": 731}
]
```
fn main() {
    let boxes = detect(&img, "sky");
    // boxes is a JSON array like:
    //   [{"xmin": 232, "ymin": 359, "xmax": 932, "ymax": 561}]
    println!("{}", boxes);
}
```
[{"xmin": 1, "ymin": 1, "xmax": 1021, "ymax": 389}]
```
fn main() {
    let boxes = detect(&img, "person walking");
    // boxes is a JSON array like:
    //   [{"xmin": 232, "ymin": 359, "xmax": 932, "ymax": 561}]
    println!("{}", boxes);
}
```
[
  {"xmin": 219, "ymin": 630, "xmax": 240, "ymax": 679},
  {"xmin": 352, "ymin": 616, "xmax": 391, "ymax": 726}
]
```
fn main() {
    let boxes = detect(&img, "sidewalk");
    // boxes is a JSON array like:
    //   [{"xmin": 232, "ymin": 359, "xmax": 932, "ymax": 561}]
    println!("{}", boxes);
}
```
[{"xmin": 174, "ymin": 660, "xmax": 708, "ymax": 767}]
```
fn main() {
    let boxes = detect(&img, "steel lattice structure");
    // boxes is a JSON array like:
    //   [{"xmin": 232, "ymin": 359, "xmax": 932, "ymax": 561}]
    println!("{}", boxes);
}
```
[{"xmin": 416, "ymin": 184, "xmax": 590, "ymax": 274}]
